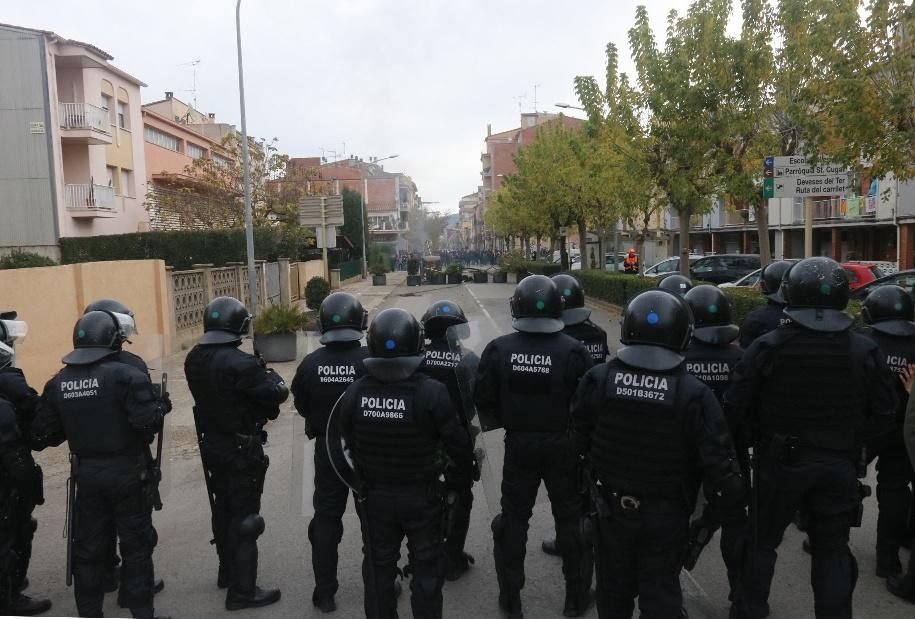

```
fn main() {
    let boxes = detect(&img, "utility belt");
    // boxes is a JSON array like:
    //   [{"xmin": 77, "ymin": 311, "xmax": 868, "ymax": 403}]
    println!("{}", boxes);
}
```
[
  {"xmin": 593, "ymin": 480, "xmax": 687, "ymax": 520},
  {"xmin": 759, "ymin": 434, "xmax": 856, "ymax": 465}
]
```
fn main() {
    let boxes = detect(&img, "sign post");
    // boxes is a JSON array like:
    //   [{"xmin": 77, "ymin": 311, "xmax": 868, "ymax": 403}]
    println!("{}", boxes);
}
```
[{"xmin": 299, "ymin": 195, "xmax": 345, "ymax": 284}]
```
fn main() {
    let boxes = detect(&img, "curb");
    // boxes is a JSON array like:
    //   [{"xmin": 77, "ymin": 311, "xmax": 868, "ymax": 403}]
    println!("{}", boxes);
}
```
[{"xmin": 586, "ymin": 298, "xmax": 622, "ymax": 316}]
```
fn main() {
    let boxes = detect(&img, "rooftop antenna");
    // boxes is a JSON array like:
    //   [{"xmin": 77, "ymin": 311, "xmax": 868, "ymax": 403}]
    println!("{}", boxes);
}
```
[
  {"xmin": 514, "ymin": 94, "xmax": 527, "ymax": 115},
  {"xmin": 178, "ymin": 59, "xmax": 202, "ymax": 112},
  {"xmin": 339, "ymin": 142, "xmax": 346, "ymax": 158},
  {"xmin": 530, "ymin": 83, "xmax": 541, "ymax": 112}
]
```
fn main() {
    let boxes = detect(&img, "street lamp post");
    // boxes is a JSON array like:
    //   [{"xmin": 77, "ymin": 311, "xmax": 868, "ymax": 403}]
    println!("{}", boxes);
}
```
[
  {"xmin": 555, "ymin": 102, "xmax": 586, "ymax": 111},
  {"xmin": 236, "ymin": 0, "xmax": 257, "ymax": 311}
]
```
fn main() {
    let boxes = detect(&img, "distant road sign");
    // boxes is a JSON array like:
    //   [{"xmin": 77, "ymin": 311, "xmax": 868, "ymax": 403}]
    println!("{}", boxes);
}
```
[
  {"xmin": 773, "ymin": 175, "xmax": 850, "ymax": 197},
  {"xmin": 298, "ymin": 195, "xmax": 344, "ymax": 226},
  {"xmin": 762, "ymin": 155, "xmax": 850, "ymax": 198}
]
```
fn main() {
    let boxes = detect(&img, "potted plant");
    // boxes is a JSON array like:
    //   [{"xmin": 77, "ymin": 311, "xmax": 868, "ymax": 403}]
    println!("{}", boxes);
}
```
[
  {"xmin": 428, "ymin": 266, "xmax": 446, "ymax": 285},
  {"xmin": 407, "ymin": 257, "xmax": 421, "ymax": 286},
  {"xmin": 499, "ymin": 251, "xmax": 528, "ymax": 283},
  {"xmin": 445, "ymin": 262, "xmax": 463, "ymax": 284},
  {"xmin": 473, "ymin": 269, "xmax": 488, "ymax": 283},
  {"xmin": 370, "ymin": 263, "xmax": 388, "ymax": 286},
  {"xmin": 252, "ymin": 303, "xmax": 310, "ymax": 362}
]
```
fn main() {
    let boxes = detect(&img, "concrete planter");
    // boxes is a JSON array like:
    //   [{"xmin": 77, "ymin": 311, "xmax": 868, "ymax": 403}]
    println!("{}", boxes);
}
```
[
  {"xmin": 254, "ymin": 332, "xmax": 297, "ymax": 362},
  {"xmin": 492, "ymin": 271, "xmax": 508, "ymax": 283},
  {"xmin": 512, "ymin": 270, "xmax": 529, "ymax": 283},
  {"xmin": 430, "ymin": 273, "xmax": 446, "ymax": 285},
  {"xmin": 407, "ymin": 275, "xmax": 421, "ymax": 286},
  {"xmin": 473, "ymin": 271, "xmax": 488, "ymax": 283},
  {"xmin": 446, "ymin": 273, "xmax": 462, "ymax": 284},
  {"xmin": 372, "ymin": 274, "xmax": 387, "ymax": 286}
]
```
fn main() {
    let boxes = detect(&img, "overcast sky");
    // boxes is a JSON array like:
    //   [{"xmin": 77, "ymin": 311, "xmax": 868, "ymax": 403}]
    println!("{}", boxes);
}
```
[{"xmin": 7, "ymin": 0, "xmax": 714, "ymax": 213}]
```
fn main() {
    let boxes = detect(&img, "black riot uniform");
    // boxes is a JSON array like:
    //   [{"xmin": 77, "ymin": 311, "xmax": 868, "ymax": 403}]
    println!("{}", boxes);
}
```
[
  {"xmin": 737, "ymin": 260, "xmax": 795, "ymax": 348},
  {"xmin": 335, "ymin": 308, "xmax": 473, "ymax": 619},
  {"xmin": 572, "ymin": 290, "xmax": 744, "ymax": 619},
  {"xmin": 291, "ymin": 292, "xmax": 368, "ymax": 612},
  {"xmin": 683, "ymin": 285, "xmax": 746, "ymax": 598},
  {"xmin": 419, "ymin": 300, "xmax": 477, "ymax": 581},
  {"xmin": 31, "ymin": 311, "xmax": 169, "ymax": 619},
  {"xmin": 184, "ymin": 297, "xmax": 289, "ymax": 611},
  {"xmin": 727, "ymin": 258, "xmax": 898, "ymax": 619},
  {"xmin": 474, "ymin": 275, "xmax": 593, "ymax": 618},
  {"xmin": 0, "ymin": 318, "xmax": 50, "ymax": 616},
  {"xmin": 858, "ymin": 286, "xmax": 915, "ymax": 585},
  {"xmin": 554, "ymin": 274, "xmax": 609, "ymax": 364},
  {"xmin": 0, "ymin": 397, "xmax": 33, "ymax": 616}
]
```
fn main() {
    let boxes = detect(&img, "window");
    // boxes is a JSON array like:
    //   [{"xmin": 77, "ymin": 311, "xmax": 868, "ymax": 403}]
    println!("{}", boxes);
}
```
[
  {"xmin": 143, "ymin": 126, "xmax": 180, "ymax": 152},
  {"xmin": 119, "ymin": 169, "xmax": 133, "ymax": 197},
  {"xmin": 101, "ymin": 94, "xmax": 113, "ymax": 124},
  {"xmin": 213, "ymin": 154, "xmax": 230, "ymax": 169},
  {"xmin": 187, "ymin": 142, "xmax": 206, "ymax": 159},
  {"xmin": 106, "ymin": 166, "xmax": 118, "ymax": 193},
  {"xmin": 117, "ymin": 101, "xmax": 128, "ymax": 129}
]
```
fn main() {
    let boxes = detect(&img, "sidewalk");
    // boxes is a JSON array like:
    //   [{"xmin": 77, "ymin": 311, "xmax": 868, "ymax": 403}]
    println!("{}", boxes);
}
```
[{"xmin": 340, "ymin": 271, "xmax": 408, "ymax": 315}]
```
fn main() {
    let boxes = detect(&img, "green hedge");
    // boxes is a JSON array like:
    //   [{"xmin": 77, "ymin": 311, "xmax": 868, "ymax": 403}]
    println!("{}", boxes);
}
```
[
  {"xmin": 0, "ymin": 252, "xmax": 57, "ymax": 269},
  {"xmin": 59, "ymin": 227, "xmax": 326, "ymax": 270},
  {"xmin": 525, "ymin": 261, "xmax": 563, "ymax": 276}
]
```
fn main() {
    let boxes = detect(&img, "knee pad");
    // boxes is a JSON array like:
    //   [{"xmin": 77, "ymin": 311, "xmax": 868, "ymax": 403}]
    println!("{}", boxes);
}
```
[
  {"xmin": 239, "ymin": 514, "xmax": 265, "ymax": 541},
  {"xmin": 491, "ymin": 513, "xmax": 505, "ymax": 539}
]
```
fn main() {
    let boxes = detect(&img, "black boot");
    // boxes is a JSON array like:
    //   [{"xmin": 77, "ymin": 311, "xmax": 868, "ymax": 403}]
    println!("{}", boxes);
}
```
[
  {"xmin": 541, "ymin": 538, "xmax": 560, "ymax": 556},
  {"xmin": 9, "ymin": 593, "xmax": 52, "ymax": 616},
  {"xmin": 226, "ymin": 587, "xmax": 282, "ymax": 611},
  {"xmin": 130, "ymin": 604, "xmax": 171, "ymax": 619},
  {"xmin": 153, "ymin": 579, "xmax": 165, "ymax": 594},
  {"xmin": 312, "ymin": 590, "xmax": 336, "ymax": 613},
  {"xmin": 562, "ymin": 582, "xmax": 593, "ymax": 618},
  {"xmin": 498, "ymin": 589, "xmax": 523, "ymax": 619},
  {"xmin": 887, "ymin": 573, "xmax": 915, "ymax": 603},
  {"xmin": 225, "ymin": 515, "xmax": 281, "ymax": 611},
  {"xmin": 217, "ymin": 562, "xmax": 229, "ymax": 589},
  {"xmin": 445, "ymin": 552, "xmax": 475, "ymax": 581},
  {"xmin": 876, "ymin": 548, "xmax": 902, "ymax": 578}
]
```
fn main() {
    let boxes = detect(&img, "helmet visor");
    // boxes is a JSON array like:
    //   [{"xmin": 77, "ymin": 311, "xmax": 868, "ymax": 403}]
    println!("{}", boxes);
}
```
[
  {"xmin": 0, "ymin": 319, "xmax": 28, "ymax": 344},
  {"xmin": 0, "ymin": 341, "xmax": 12, "ymax": 368},
  {"xmin": 112, "ymin": 312, "xmax": 138, "ymax": 338}
]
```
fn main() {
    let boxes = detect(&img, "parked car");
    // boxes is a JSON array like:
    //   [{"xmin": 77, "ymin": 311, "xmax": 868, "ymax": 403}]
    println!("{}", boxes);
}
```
[
  {"xmin": 690, "ymin": 254, "xmax": 761, "ymax": 285},
  {"xmin": 643, "ymin": 255, "xmax": 703, "ymax": 278},
  {"xmin": 719, "ymin": 260, "xmax": 877, "ymax": 291},
  {"xmin": 850, "ymin": 269, "xmax": 915, "ymax": 300}
]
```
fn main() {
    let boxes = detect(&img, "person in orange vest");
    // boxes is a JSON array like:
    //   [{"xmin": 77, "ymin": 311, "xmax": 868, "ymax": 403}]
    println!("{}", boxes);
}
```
[{"xmin": 623, "ymin": 249, "xmax": 639, "ymax": 274}]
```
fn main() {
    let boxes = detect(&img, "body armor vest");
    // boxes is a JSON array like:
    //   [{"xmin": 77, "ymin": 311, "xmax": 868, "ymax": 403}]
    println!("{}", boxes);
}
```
[
  {"xmin": 592, "ymin": 360, "xmax": 687, "ymax": 499},
  {"xmin": 185, "ymin": 345, "xmax": 257, "ymax": 434},
  {"xmin": 864, "ymin": 330, "xmax": 915, "ymax": 420},
  {"xmin": 351, "ymin": 376, "xmax": 440, "ymax": 484},
  {"xmin": 684, "ymin": 341, "xmax": 742, "ymax": 404},
  {"xmin": 563, "ymin": 321, "xmax": 609, "ymax": 364},
  {"xmin": 498, "ymin": 332, "xmax": 580, "ymax": 432},
  {"xmin": 420, "ymin": 338, "xmax": 463, "ymax": 419},
  {"xmin": 302, "ymin": 344, "xmax": 367, "ymax": 434},
  {"xmin": 740, "ymin": 301, "xmax": 791, "ymax": 348},
  {"xmin": 759, "ymin": 329, "xmax": 864, "ymax": 450},
  {"xmin": 51, "ymin": 362, "xmax": 141, "ymax": 456}
]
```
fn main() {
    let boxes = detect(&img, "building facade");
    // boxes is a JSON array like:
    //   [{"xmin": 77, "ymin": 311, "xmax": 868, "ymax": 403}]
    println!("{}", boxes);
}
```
[{"xmin": 0, "ymin": 23, "xmax": 148, "ymax": 258}]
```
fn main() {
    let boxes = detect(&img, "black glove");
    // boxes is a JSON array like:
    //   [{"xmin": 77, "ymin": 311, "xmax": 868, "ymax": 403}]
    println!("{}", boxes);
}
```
[{"xmin": 304, "ymin": 418, "xmax": 316, "ymax": 440}]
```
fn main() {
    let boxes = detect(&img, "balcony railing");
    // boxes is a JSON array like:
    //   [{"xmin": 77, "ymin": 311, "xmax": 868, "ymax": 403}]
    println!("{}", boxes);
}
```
[
  {"xmin": 59, "ymin": 102, "xmax": 110, "ymax": 134},
  {"xmin": 64, "ymin": 184, "xmax": 115, "ymax": 210}
]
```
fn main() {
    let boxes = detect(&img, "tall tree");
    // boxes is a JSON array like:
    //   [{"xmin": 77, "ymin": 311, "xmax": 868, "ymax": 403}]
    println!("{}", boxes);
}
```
[{"xmin": 341, "ymin": 188, "xmax": 368, "ymax": 258}]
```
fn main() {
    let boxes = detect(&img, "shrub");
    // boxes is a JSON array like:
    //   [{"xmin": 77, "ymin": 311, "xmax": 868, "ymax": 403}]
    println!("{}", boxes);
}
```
[
  {"xmin": 0, "ymin": 252, "xmax": 57, "ymax": 269},
  {"xmin": 253, "ymin": 303, "xmax": 311, "ymax": 335},
  {"xmin": 498, "ymin": 251, "xmax": 528, "ymax": 273},
  {"xmin": 525, "ymin": 261, "xmax": 562, "ymax": 276},
  {"xmin": 445, "ymin": 262, "xmax": 463, "ymax": 275},
  {"xmin": 370, "ymin": 263, "xmax": 388, "ymax": 276},
  {"xmin": 573, "ymin": 271, "xmax": 657, "ymax": 306},
  {"xmin": 367, "ymin": 244, "xmax": 391, "ymax": 275},
  {"xmin": 304, "ymin": 276, "xmax": 331, "ymax": 310},
  {"xmin": 407, "ymin": 258, "xmax": 420, "ymax": 275}
]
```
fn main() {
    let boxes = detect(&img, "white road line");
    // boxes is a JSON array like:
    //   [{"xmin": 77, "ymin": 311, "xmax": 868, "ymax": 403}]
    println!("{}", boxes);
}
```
[{"xmin": 465, "ymin": 283, "xmax": 502, "ymax": 335}]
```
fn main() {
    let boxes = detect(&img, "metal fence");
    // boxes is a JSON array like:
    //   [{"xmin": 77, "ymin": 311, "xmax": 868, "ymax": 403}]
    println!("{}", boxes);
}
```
[{"xmin": 338, "ymin": 259, "xmax": 362, "ymax": 281}]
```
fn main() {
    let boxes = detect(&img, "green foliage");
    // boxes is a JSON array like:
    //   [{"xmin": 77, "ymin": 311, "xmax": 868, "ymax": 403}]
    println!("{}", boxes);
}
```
[
  {"xmin": 367, "ymin": 244, "xmax": 390, "ymax": 275},
  {"xmin": 58, "ymin": 227, "xmax": 321, "ymax": 270},
  {"xmin": 445, "ymin": 262, "xmax": 463, "ymax": 275},
  {"xmin": 573, "ymin": 271, "xmax": 658, "ymax": 306},
  {"xmin": 341, "ymin": 188, "xmax": 368, "ymax": 258},
  {"xmin": 304, "ymin": 277, "xmax": 331, "ymax": 310},
  {"xmin": 252, "ymin": 302, "xmax": 311, "ymax": 335},
  {"xmin": 525, "ymin": 261, "xmax": 563, "ymax": 276},
  {"xmin": 407, "ymin": 258, "xmax": 420, "ymax": 276},
  {"xmin": 0, "ymin": 251, "xmax": 57, "ymax": 269},
  {"xmin": 497, "ymin": 251, "xmax": 528, "ymax": 273}
]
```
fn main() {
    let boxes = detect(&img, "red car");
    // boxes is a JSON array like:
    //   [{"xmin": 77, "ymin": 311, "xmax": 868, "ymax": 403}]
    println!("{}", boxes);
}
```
[{"xmin": 841, "ymin": 262, "xmax": 882, "ymax": 290}]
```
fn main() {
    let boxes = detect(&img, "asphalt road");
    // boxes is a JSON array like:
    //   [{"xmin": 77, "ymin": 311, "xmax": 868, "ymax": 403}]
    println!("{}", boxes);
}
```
[{"xmin": 24, "ymin": 278, "xmax": 914, "ymax": 618}]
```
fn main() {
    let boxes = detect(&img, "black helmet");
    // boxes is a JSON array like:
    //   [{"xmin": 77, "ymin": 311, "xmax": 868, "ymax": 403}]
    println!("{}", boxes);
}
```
[
  {"xmin": 862, "ymin": 285, "xmax": 915, "ymax": 337},
  {"xmin": 618, "ymin": 290, "xmax": 693, "ymax": 371},
  {"xmin": 509, "ymin": 274, "xmax": 564, "ymax": 334},
  {"xmin": 62, "ymin": 310, "xmax": 121, "ymax": 365},
  {"xmin": 760, "ymin": 260, "xmax": 793, "ymax": 303},
  {"xmin": 421, "ymin": 300, "xmax": 467, "ymax": 338},
  {"xmin": 84, "ymin": 298, "xmax": 137, "ymax": 344},
  {"xmin": 318, "ymin": 292, "xmax": 367, "ymax": 344},
  {"xmin": 551, "ymin": 273, "xmax": 590, "ymax": 326},
  {"xmin": 657, "ymin": 274, "xmax": 693, "ymax": 298},
  {"xmin": 364, "ymin": 308, "xmax": 425, "ymax": 381},
  {"xmin": 200, "ymin": 297, "xmax": 251, "ymax": 345},
  {"xmin": 684, "ymin": 285, "xmax": 739, "ymax": 345},
  {"xmin": 782, "ymin": 257, "xmax": 853, "ymax": 332}
]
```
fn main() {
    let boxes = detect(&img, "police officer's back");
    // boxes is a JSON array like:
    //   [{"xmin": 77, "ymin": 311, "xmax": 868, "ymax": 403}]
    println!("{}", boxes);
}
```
[
  {"xmin": 683, "ymin": 285, "xmax": 743, "ymax": 404},
  {"xmin": 0, "ymin": 396, "xmax": 35, "ymax": 616},
  {"xmin": 726, "ymin": 257, "xmax": 897, "ymax": 619},
  {"xmin": 738, "ymin": 260, "xmax": 794, "ymax": 348},
  {"xmin": 858, "ymin": 286, "xmax": 915, "ymax": 591},
  {"xmin": 291, "ymin": 292, "xmax": 368, "ymax": 612},
  {"xmin": 553, "ymin": 274, "xmax": 608, "ymax": 364},
  {"xmin": 184, "ymin": 297, "xmax": 289, "ymax": 611},
  {"xmin": 572, "ymin": 290, "xmax": 744, "ymax": 618},
  {"xmin": 336, "ymin": 308, "xmax": 473, "ymax": 618},
  {"xmin": 31, "ymin": 311, "xmax": 169, "ymax": 619},
  {"xmin": 474, "ymin": 274, "xmax": 593, "ymax": 618}
]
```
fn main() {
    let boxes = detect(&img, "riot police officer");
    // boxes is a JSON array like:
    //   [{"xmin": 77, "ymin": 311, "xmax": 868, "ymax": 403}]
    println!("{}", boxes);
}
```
[
  {"xmin": 291, "ymin": 292, "xmax": 368, "ymax": 612},
  {"xmin": 726, "ymin": 257, "xmax": 898, "ymax": 619},
  {"xmin": 858, "ymin": 286, "xmax": 915, "ymax": 584},
  {"xmin": 571, "ymin": 290, "xmax": 744, "ymax": 618},
  {"xmin": 334, "ymin": 308, "xmax": 473, "ymax": 618},
  {"xmin": 0, "ymin": 316, "xmax": 50, "ymax": 615},
  {"xmin": 184, "ymin": 296, "xmax": 289, "ymax": 611},
  {"xmin": 474, "ymin": 274, "xmax": 593, "ymax": 618},
  {"xmin": 737, "ymin": 260, "xmax": 794, "ymax": 348},
  {"xmin": 541, "ymin": 274, "xmax": 608, "ymax": 559},
  {"xmin": 657, "ymin": 274, "xmax": 693, "ymax": 298},
  {"xmin": 419, "ymin": 299, "xmax": 477, "ymax": 581},
  {"xmin": 31, "ymin": 311, "xmax": 169, "ymax": 619},
  {"xmin": 83, "ymin": 299, "xmax": 168, "ymax": 595},
  {"xmin": 0, "ymin": 396, "xmax": 33, "ymax": 616},
  {"xmin": 682, "ymin": 285, "xmax": 746, "ymax": 598}
]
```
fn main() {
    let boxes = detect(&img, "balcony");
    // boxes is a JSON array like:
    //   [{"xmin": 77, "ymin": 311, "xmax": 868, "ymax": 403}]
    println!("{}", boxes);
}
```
[
  {"xmin": 65, "ymin": 184, "xmax": 116, "ymax": 218},
  {"xmin": 58, "ymin": 103, "xmax": 112, "ymax": 145}
]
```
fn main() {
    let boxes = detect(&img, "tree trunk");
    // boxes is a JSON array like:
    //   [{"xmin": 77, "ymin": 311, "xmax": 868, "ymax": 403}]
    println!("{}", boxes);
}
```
[
  {"xmin": 755, "ymin": 201, "xmax": 771, "ymax": 266},
  {"xmin": 597, "ymin": 228, "xmax": 605, "ymax": 272},
  {"xmin": 576, "ymin": 217, "xmax": 588, "ymax": 271},
  {"xmin": 679, "ymin": 208, "xmax": 692, "ymax": 275},
  {"xmin": 560, "ymin": 235, "xmax": 569, "ymax": 271},
  {"xmin": 536, "ymin": 234, "xmax": 543, "ymax": 258}
]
